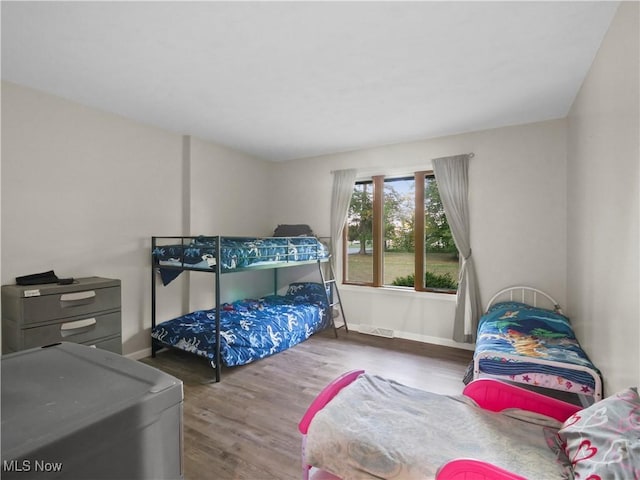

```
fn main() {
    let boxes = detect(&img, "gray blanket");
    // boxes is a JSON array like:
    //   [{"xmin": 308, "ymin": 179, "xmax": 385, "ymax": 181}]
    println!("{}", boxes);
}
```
[{"xmin": 305, "ymin": 374, "xmax": 565, "ymax": 480}]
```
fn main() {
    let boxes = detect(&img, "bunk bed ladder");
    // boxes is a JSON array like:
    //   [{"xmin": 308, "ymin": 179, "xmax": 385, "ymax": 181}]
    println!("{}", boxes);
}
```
[{"xmin": 318, "ymin": 258, "xmax": 348, "ymax": 337}]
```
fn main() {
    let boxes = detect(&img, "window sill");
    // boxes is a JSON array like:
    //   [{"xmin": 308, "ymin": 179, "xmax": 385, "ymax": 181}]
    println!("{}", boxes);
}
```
[{"xmin": 340, "ymin": 284, "xmax": 457, "ymax": 302}]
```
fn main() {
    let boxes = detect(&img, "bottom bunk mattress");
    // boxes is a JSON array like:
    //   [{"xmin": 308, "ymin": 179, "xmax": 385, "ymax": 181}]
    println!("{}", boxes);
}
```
[
  {"xmin": 471, "ymin": 301, "xmax": 602, "ymax": 397},
  {"xmin": 151, "ymin": 287, "xmax": 329, "ymax": 366}
]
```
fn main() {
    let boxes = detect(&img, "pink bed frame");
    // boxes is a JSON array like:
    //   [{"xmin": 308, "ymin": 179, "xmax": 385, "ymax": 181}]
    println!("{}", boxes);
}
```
[{"xmin": 299, "ymin": 370, "xmax": 581, "ymax": 480}]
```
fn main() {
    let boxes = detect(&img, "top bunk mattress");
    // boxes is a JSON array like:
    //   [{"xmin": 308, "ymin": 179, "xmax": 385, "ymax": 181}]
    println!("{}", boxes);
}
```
[{"xmin": 152, "ymin": 235, "xmax": 329, "ymax": 283}]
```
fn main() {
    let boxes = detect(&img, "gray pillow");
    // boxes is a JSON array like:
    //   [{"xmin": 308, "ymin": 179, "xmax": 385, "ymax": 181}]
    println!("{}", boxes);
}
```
[{"xmin": 273, "ymin": 224, "xmax": 314, "ymax": 237}]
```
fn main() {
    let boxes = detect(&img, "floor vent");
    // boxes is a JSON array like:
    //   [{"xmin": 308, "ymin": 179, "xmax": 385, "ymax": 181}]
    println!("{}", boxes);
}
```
[{"xmin": 358, "ymin": 325, "xmax": 395, "ymax": 338}]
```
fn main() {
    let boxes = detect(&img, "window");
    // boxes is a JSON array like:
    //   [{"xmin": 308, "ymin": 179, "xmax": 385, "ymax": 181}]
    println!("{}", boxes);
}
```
[{"xmin": 343, "ymin": 171, "xmax": 459, "ymax": 293}]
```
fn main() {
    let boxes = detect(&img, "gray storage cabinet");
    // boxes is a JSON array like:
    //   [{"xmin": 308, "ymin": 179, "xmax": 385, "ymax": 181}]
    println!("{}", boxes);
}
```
[
  {"xmin": 2, "ymin": 276, "xmax": 121, "ymax": 354},
  {"xmin": 1, "ymin": 342, "xmax": 183, "ymax": 479}
]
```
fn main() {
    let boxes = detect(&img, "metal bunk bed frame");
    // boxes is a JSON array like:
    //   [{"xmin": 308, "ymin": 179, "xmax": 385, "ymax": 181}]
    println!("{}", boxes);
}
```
[{"xmin": 150, "ymin": 235, "xmax": 347, "ymax": 382}]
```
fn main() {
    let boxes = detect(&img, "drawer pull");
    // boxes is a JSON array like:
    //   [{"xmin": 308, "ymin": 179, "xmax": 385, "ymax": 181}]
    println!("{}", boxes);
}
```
[
  {"xmin": 60, "ymin": 318, "xmax": 97, "ymax": 336},
  {"xmin": 60, "ymin": 290, "xmax": 96, "ymax": 307}
]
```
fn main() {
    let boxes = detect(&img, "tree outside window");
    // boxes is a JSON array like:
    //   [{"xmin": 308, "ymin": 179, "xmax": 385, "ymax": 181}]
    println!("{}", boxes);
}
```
[{"xmin": 344, "ymin": 172, "xmax": 458, "ymax": 293}]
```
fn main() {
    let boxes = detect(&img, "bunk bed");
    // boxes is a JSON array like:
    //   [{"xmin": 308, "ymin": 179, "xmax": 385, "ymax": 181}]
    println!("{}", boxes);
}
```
[
  {"xmin": 151, "ymin": 235, "xmax": 346, "ymax": 382},
  {"xmin": 465, "ymin": 286, "xmax": 602, "ymax": 402}
]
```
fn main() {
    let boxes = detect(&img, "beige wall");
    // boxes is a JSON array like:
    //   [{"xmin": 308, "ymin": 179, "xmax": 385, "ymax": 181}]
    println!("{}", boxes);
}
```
[
  {"xmin": 271, "ymin": 119, "xmax": 568, "ymax": 348},
  {"xmin": 567, "ymin": 1, "xmax": 640, "ymax": 394},
  {"xmin": 1, "ymin": 81, "xmax": 182, "ymax": 355},
  {"xmin": 2, "ymin": 3, "xmax": 637, "ymax": 390},
  {"xmin": 1, "ymin": 80, "xmax": 571, "ymax": 354},
  {"xmin": 0, "ymin": 81, "xmax": 272, "ymax": 356},
  {"xmin": 187, "ymin": 136, "xmax": 276, "ymax": 312}
]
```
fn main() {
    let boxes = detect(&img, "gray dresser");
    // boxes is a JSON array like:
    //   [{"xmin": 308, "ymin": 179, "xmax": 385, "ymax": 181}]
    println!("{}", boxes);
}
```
[{"xmin": 1, "ymin": 276, "xmax": 121, "ymax": 354}]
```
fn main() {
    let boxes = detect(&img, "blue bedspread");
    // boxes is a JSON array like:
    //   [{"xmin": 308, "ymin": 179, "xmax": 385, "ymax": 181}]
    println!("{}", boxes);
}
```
[
  {"xmin": 151, "ymin": 291, "xmax": 329, "ymax": 367},
  {"xmin": 475, "ymin": 302, "xmax": 601, "ymax": 389},
  {"xmin": 153, "ymin": 236, "xmax": 329, "ymax": 285}
]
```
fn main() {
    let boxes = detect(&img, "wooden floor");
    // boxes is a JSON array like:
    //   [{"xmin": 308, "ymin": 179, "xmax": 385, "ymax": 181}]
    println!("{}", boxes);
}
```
[{"xmin": 140, "ymin": 330, "xmax": 473, "ymax": 480}]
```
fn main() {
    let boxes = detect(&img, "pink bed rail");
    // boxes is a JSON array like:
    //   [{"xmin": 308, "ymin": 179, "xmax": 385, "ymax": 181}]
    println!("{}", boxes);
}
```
[
  {"xmin": 299, "ymin": 370, "xmax": 365, "ymax": 480},
  {"xmin": 436, "ymin": 459, "xmax": 527, "ymax": 480},
  {"xmin": 462, "ymin": 378, "xmax": 581, "ymax": 422},
  {"xmin": 299, "ymin": 369, "xmax": 365, "ymax": 435}
]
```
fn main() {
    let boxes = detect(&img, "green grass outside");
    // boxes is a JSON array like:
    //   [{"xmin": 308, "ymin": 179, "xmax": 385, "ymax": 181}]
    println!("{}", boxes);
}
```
[{"xmin": 346, "ymin": 251, "xmax": 459, "ymax": 285}]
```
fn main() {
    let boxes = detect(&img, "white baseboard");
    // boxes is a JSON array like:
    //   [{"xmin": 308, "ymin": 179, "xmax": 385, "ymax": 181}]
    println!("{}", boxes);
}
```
[
  {"xmin": 352, "ymin": 324, "xmax": 475, "ymax": 351},
  {"xmin": 126, "ymin": 347, "xmax": 152, "ymax": 360}
]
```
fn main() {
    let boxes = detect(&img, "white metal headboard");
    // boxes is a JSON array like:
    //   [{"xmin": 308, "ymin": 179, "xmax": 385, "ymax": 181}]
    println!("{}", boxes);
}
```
[{"xmin": 485, "ymin": 286, "xmax": 562, "ymax": 313}]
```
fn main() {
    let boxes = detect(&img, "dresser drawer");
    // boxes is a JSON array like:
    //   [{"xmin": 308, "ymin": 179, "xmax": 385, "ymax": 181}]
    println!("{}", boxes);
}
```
[
  {"xmin": 91, "ymin": 335, "xmax": 123, "ymax": 354},
  {"xmin": 21, "ymin": 311, "xmax": 121, "ymax": 349},
  {"xmin": 21, "ymin": 285, "xmax": 120, "ymax": 325},
  {"xmin": 2, "ymin": 277, "xmax": 122, "ymax": 354}
]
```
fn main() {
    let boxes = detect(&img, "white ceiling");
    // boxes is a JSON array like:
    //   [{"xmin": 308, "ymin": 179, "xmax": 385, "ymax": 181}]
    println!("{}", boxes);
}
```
[{"xmin": 1, "ymin": 1, "xmax": 619, "ymax": 162}]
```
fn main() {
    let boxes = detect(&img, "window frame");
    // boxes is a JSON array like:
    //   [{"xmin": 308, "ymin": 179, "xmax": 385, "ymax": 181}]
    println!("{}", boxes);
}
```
[{"xmin": 342, "ymin": 170, "xmax": 457, "ymax": 295}]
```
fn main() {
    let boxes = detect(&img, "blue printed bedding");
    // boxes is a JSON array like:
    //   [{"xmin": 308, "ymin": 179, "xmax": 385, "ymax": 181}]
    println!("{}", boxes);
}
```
[
  {"xmin": 473, "ymin": 301, "xmax": 602, "ymax": 397},
  {"xmin": 151, "ymin": 283, "xmax": 330, "ymax": 367},
  {"xmin": 153, "ymin": 236, "xmax": 329, "ymax": 285}
]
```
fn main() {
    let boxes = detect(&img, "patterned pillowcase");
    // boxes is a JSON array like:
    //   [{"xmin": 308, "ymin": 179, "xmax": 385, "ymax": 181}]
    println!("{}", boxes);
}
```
[
  {"xmin": 285, "ymin": 282, "xmax": 329, "ymax": 307},
  {"xmin": 556, "ymin": 387, "xmax": 640, "ymax": 479}
]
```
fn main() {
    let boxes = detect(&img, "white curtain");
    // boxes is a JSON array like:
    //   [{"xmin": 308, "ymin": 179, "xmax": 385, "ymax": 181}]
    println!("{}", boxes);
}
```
[
  {"xmin": 330, "ymin": 169, "xmax": 357, "ymax": 264},
  {"xmin": 432, "ymin": 154, "xmax": 481, "ymax": 343}
]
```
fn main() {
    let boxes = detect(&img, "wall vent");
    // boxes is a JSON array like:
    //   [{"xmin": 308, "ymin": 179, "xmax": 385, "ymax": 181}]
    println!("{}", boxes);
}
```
[{"xmin": 358, "ymin": 325, "xmax": 395, "ymax": 338}]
